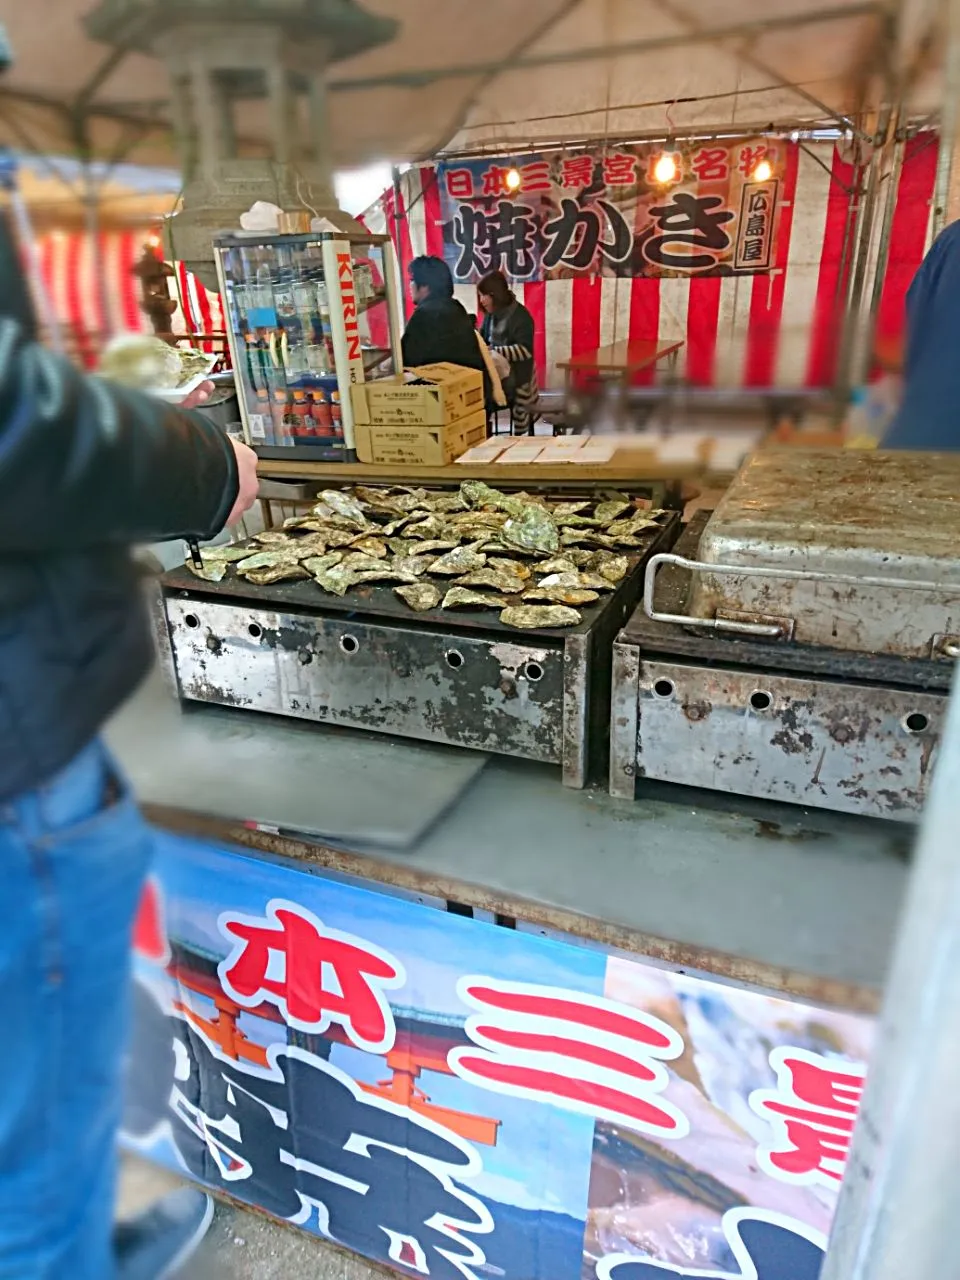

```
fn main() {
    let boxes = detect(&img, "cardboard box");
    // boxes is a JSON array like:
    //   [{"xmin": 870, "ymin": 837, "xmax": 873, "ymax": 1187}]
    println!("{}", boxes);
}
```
[
  {"xmin": 352, "ymin": 363, "xmax": 485, "ymax": 427},
  {"xmin": 355, "ymin": 408, "xmax": 488, "ymax": 466}
]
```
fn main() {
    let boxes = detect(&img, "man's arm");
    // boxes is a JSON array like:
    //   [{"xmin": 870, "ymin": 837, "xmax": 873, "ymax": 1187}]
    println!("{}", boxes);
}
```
[
  {"xmin": 401, "ymin": 308, "xmax": 431, "ymax": 368},
  {"xmin": 0, "ymin": 317, "xmax": 248, "ymax": 551}
]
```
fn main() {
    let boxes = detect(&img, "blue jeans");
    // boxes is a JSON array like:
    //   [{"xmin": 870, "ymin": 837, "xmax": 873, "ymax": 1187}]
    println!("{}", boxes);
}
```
[{"xmin": 0, "ymin": 741, "xmax": 152, "ymax": 1279}]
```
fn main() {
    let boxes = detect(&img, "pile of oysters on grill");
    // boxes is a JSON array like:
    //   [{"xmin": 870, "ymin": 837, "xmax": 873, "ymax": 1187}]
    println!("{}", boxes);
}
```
[{"xmin": 184, "ymin": 482, "xmax": 665, "ymax": 630}]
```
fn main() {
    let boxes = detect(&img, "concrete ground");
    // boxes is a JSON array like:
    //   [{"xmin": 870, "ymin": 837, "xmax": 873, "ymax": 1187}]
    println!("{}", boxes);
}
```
[{"xmin": 118, "ymin": 1155, "xmax": 389, "ymax": 1280}]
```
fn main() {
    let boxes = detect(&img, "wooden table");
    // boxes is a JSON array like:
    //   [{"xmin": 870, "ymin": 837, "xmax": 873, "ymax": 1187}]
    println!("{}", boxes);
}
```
[{"xmin": 556, "ymin": 337, "xmax": 685, "ymax": 392}]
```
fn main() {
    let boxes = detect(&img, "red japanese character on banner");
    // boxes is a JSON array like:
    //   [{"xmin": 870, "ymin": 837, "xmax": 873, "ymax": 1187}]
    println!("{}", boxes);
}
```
[
  {"xmin": 603, "ymin": 153, "xmax": 638, "ymax": 187},
  {"xmin": 519, "ymin": 160, "xmax": 552, "ymax": 193},
  {"xmin": 481, "ymin": 165, "xmax": 514, "ymax": 197},
  {"xmin": 133, "ymin": 876, "xmax": 170, "ymax": 966},
  {"xmin": 739, "ymin": 144, "xmax": 775, "ymax": 178},
  {"xmin": 691, "ymin": 146, "xmax": 730, "ymax": 183},
  {"xmin": 749, "ymin": 1047, "xmax": 867, "ymax": 1188},
  {"xmin": 561, "ymin": 155, "xmax": 597, "ymax": 189},
  {"xmin": 444, "ymin": 167, "xmax": 475, "ymax": 200},
  {"xmin": 218, "ymin": 899, "xmax": 404, "ymax": 1053},
  {"xmin": 448, "ymin": 977, "xmax": 689, "ymax": 1138}
]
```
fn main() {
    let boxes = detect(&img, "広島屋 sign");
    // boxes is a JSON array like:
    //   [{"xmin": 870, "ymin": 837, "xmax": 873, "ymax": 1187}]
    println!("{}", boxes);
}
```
[{"xmin": 437, "ymin": 140, "xmax": 783, "ymax": 283}]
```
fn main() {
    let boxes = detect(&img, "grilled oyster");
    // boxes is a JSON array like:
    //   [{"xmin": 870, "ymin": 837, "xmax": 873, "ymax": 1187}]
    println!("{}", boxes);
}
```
[
  {"xmin": 453, "ymin": 567, "xmax": 526, "ymax": 595},
  {"xmin": 430, "ymin": 492, "xmax": 470, "ymax": 514},
  {"xmin": 192, "ymin": 543, "xmax": 255, "ymax": 562},
  {"xmin": 596, "ymin": 554, "xmax": 630, "ymax": 583},
  {"xmin": 301, "ymin": 553, "xmax": 345, "ymax": 575},
  {"xmin": 500, "ymin": 604, "xmax": 582, "ymax": 629},
  {"xmin": 594, "ymin": 499, "xmax": 631, "ymax": 524},
  {"xmin": 539, "ymin": 570, "xmax": 613, "ymax": 593},
  {"xmin": 606, "ymin": 511, "xmax": 662, "ymax": 541},
  {"xmin": 534, "ymin": 556, "xmax": 580, "ymax": 576},
  {"xmin": 442, "ymin": 587, "xmax": 510, "ymax": 609},
  {"xmin": 429, "ymin": 546, "xmax": 488, "ymax": 576},
  {"xmin": 395, "ymin": 583, "xmax": 441, "ymax": 612},
  {"xmin": 235, "ymin": 550, "xmax": 301, "ymax": 574},
  {"xmin": 352, "ymin": 567, "xmax": 420, "ymax": 586},
  {"xmin": 551, "ymin": 501, "xmax": 592, "ymax": 518},
  {"xmin": 460, "ymin": 480, "xmax": 522, "ymax": 514},
  {"xmin": 391, "ymin": 537, "xmax": 457, "ymax": 557},
  {"xmin": 487, "ymin": 557, "xmax": 533, "ymax": 580},
  {"xmin": 394, "ymin": 488, "xmax": 432, "ymax": 512},
  {"xmin": 312, "ymin": 565, "xmax": 359, "ymax": 596},
  {"xmin": 244, "ymin": 563, "xmax": 311, "ymax": 585},
  {"xmin": 186, "ymin": 560, "xmax": 227, "ymax": 583},
  {"xmin": 252, "ymin": 530, "xmax": 296, "ymax": 546},
  {"xmin": 318, "ymin": 489, "xmax": 368, "ymax": 526},
  {"xmin": 350, "ymin": 536, "xmax": 388, "ymax": 559},
  {"xmin": 502, "ymin": 504, "xmax": 560, "ymax": 554},
  {"xmin": 556, "ymin": 513, "xmax": 604, "ymax": 529},
  {"xmin": 392, "ymin": 555, "xmax": 434, "ymax": 578},
  {"xmin": 340, "ymin": 552, "xmax": 394, "ymax": 573},
  {"xmin": 523, "ymin": 585, "xmax": 599, "ymax": 606},
  {"xmin": 404, "ymin": 515, "xmax": 448, "ymax": 540}
]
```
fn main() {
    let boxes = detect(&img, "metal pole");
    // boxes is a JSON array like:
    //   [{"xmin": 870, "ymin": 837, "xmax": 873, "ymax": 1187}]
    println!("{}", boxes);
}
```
[
  {"xmin": 856, "ymin": 110, "xmax": 905, "ymax": 387},
  {"xmin": 930, "ymin": 0, "xmax": 960, "ymax": 238},
  {"xmin": 833, "ymin": 125, "xmax": 884, "ymax": 408},
  {"xmin": 391, "ymin": 165, "xmax": 411, "ymax": 320},
  {"xmin": 819, "ymin": 669, "xmax": 960, "ymax": 1279}
]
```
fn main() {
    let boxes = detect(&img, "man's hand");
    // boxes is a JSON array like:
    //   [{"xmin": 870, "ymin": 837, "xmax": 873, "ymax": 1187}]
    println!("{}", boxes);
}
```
[
  {"xmin": 225, "ymin": 437, "xmax": 259, "ymax": 528},
  {"xmin": 180, "ymin": 379, "xmax": 215, "ymax": 410}
]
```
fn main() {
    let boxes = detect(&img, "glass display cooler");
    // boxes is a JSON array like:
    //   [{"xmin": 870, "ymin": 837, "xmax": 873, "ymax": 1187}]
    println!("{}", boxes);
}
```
[{"xmin": 213, "ymin": 231, "xmax": 404, "ymax": 461}]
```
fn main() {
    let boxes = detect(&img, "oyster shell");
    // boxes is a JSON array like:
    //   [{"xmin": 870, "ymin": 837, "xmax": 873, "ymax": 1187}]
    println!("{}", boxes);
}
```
[
  {"xmin": 523, "ymin": 585, "xmax": 599, "ymax": 606},
  {"xmin": 282, "ymin": 516, "xmax": 326, "ymax": 532},
  {"xmin": 500, "ymin": 604, "xmax": 582, "ymax": 630},
  {"xmin": 245, "ymin": 563, "xmax": 311, "ymax": 585},
  {"xmin": 551, "ymin": 501, "xmax": 592, "ymax": 518},
  {"xmin": 453, "ymin": 567, "xmax": 526, "ymax": 595},
  {"xmin": 404, "ymin": 515, "xmax": 447, "ymax": 540},
  {"xmin": 394, "ymin": 538, "xmax": 458, "ymax": 556},
  {"xmin": 394, "ymin": 488, "xmax": 432, "ymax": 512},
  {"xmin": 430, "ymin": 492, "xmax": 470, "ymax": 514},
  {"xmin": 594, "ymin": 499, "xmax": 631, "ymax": 524},
  {"xmin": 318, "ymin": 489, "xmax": 368, "ymax": 526},
  {"xmin": 442, "ymin": 587, "xmax": 510, "ymax": 610},
  {"xmin": 352, "ymin": 568, "xmax": 419, "ymax": 586},
  {"xmin": 597, "ymin": 554, "xmax": 630, "ymax": 583},
  {"xmin": 429, "ymin": 546, "xmax": 488, "ymax": 576},
  {"xmin": 252, "ymin": 530, "xmax": 296, "ymax": 546},
  {"xmin": 192, "ymin": 543, "xmax": 255, "ymax": 563},
  {"xmin": 487, "ymin": 557, "xmax": 532, "ymax": 580},
  {"xmin": 350, "ymin": 536, "xmax": 388, "ymax": 559},
  {"xmin": 301, "ymin": 553, "xmax": 345, "ymax": 575},
  {"xmin": 556, "ymin": 513, "xmax": 604, "ymax": 529},
  {"xmin": 539, "ymin": 570, "xmax": 613, "ymax": 593},
  {"xmin": 235, "ymin": 550, "xmax": 300, "ymax": 573},
  {"xmin": 534, "ymin": 556, "xmax": 580, "ymax": 576},
  {"xmin": 606, "ymin": 511, "xmax": 661, "ymax": 541},
  {"xmin": 395, "ymin": 583, "xmax": 441, "ymax": 612},
  {"xmin": 502, "ymin": 504, "xmax": 560, "ymax": 555},
  {"xmin": 460, "ymin": 480, "xmax": 521, "ymax": 514},
  {"xmin": 340, "ymin": 552, "xmax": 394, "ymax": 573},
  {"xmin": 392, "ymin": 555, "xmax": 434, "ymax": 578},
  {"xmin": 186, "ymin": 560, "xmax": 227, "ymax": 583},
  {"xmin": 312, "ymin": 566, "xmax": 359, "ymax": 597}
]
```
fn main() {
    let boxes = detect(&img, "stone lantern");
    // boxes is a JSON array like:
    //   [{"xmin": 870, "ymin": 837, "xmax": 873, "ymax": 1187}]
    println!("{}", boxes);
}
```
[{"xmin": 85, "ymin": 0, "xmax": 396, "ymax": 289}]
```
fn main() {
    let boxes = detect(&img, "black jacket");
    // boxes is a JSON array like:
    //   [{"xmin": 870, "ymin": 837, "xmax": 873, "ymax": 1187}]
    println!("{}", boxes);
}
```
[
  {"xmin": 401, "ymin": 294, "xmax": 490, "ymax": 400},
  {"xmin": 0, "ymin": 214, "xmax": 238, "ymax": 801}
]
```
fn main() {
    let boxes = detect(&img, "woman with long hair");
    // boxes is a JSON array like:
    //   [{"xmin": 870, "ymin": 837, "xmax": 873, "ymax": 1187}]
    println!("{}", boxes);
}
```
[{"xmin": 477, "ymin": 270, "xmax": 539, "ymax": 434}]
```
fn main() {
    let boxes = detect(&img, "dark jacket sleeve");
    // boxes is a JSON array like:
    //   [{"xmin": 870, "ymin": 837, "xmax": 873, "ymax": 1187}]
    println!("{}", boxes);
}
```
[
  {"xmin": 401, "ymin": 307, "xmax": 430, "ymax": 368},
  {"xmin": 0, "ymin": 317, "xmax": 239, "ymax": 552}
]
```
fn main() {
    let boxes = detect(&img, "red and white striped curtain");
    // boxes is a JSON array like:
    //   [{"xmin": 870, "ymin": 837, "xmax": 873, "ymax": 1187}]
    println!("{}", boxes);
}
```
[
  {"xmin": 366, "ymin": 135, "xmax": 940, "ymax": 391},
  {"xmin": 33, "ymin": 229, "xmax": 225, "ymax": 366}
]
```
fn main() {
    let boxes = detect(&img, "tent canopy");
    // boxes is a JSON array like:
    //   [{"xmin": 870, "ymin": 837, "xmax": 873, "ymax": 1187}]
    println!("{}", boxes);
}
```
[{"xmin": 0, "ymin": 0, "xmax": 943, "ymax": 171}]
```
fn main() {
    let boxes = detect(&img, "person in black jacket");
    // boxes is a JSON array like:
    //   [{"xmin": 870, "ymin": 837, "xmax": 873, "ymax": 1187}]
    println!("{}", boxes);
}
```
[
  {"xmin": 0, "ymin": 201, "xmax": 258, "ymax": 1273},
  {"xmin": 478, "ymin": 270, "xmax": 540, "ymax": 434},
  {"xmin": 401, "ymin": 255, "xmax": 489, "ymax": 389}
]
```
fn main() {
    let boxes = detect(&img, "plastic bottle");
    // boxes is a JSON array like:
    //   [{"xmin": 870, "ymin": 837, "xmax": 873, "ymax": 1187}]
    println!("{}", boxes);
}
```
[
  {"xmin": 252, "ymin": 387, "xmax": 273, "ymax": 444},
  {"xmin": 310, "ymin": 389, "xmax": 333, "ymax": 436},
  {"xmin": 290, "ymin": 389, "xmax": 312, "ymax": 438},
  {"xmin": 330, "ymin": 389, "xmax": 343, "ymax": 438},
  {"xmin": 271, "ymin": 388, "xmax": 290, "ymax": 442}
]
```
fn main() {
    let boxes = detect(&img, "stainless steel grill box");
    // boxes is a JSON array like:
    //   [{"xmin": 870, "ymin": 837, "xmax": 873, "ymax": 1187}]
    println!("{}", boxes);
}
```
[
  {"xmin": 610, "ymin": 450, "xmax": 960, "ymax": 820},
  {"xmin": 156, "ymin": 499, "xmax": 679, "ymax": 789}
]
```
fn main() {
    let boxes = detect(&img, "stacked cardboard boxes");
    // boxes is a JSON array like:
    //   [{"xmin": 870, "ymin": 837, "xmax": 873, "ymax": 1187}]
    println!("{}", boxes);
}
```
[{"xmin": 351, "ymin": 363, "xmax": 487, "ymax": 465}]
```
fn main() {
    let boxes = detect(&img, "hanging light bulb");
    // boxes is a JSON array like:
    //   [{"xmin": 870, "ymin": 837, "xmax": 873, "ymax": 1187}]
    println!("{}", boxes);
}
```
[
  {"xmin": 505, "ymin": 167, "xmax": 522, "ymax": 191},
  {"xmin": 752, "ymin": 159, "xmax": 773, "ymax": 183},
  {"xmin": 653, "ymin": 152, "xmax": 679, "ymax": 185}
]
